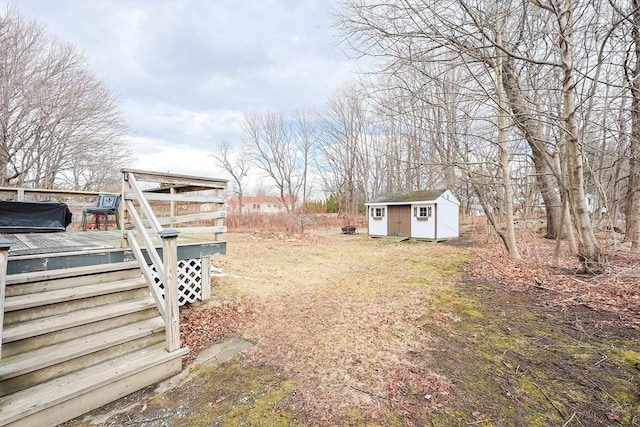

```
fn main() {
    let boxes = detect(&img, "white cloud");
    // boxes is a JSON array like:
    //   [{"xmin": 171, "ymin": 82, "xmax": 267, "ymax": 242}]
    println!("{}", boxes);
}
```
[
  {"xmin": 124, "ymin": 136, "xmax": 225, "ymax": 178},
  {"xmin": 5, "ymin": 0, "xmax": 361, "ymax": 182}
]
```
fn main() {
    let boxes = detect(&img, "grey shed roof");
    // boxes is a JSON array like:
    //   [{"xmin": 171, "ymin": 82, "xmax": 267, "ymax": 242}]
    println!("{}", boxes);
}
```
[{"xmin": 366, "ymin": 189, "xmax": 448, "ymax": 204}]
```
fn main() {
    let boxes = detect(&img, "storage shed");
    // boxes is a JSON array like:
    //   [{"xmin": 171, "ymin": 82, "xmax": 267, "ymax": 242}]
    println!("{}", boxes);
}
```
[{"xmin": 365, "ymin": 189, "xmax": 460, "ymax": 240}]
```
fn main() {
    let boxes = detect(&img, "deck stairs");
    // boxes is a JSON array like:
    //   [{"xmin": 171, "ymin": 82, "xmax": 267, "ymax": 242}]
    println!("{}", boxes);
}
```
[{"xmin": 0, "ymin": 254, "xmax": 188, "ymax": 426}]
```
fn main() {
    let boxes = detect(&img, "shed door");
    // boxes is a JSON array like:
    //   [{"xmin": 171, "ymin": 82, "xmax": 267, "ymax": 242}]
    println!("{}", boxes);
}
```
[{"xmin": 387, "ymin": 205, "xmax": 411, "ymax": 237}]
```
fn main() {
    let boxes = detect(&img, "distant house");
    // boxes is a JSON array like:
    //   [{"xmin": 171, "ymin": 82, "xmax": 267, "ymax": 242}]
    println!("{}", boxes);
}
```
[
  {"xmin": 227, "ymin": 195, "xmax": 289, "ymax": 215},
  {"xmin": 364, "ymin": 189, "xmax": 460, "ymax": 240}
]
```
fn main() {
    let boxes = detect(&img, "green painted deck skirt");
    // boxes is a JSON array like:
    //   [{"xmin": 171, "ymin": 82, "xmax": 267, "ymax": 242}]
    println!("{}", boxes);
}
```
[{"xmin": 3, "ymin": 230, "xmax": 226, "ymax": 274}]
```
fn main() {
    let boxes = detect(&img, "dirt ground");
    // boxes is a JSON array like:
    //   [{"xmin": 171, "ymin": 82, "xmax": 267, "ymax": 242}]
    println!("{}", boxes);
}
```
[{"xmin": 67, "ymin": 228, "xmax": 639, "ymax": 426}]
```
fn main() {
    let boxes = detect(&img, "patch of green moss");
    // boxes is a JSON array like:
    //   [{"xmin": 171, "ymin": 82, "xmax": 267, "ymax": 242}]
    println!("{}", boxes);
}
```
[
  {"xmin": 223, "ymin": 379, "xmax": 295, "ymax": 427},
  {"xmin": 611, "ymin": 348, "xmax": 640, "ymax": 370},
  {"xmin": 381, "ymin": 412, "xmax": 405, "ymax": 427},
  {"xmin": 606, "ymin": 375, "xmax": 639, "ymax": 404},
  {"xmin": 571, "ymin": 352, "xmax": 595, "ymax": 363},
  {"xmin": 530, "ymin": 329, "xmax": 557, "ymax": 339},
  {"xmin": 173, "ymin": 360, "xmax": 297, "ymax": 426},
  {"xmin": 518, "ymin": 379, "xmax": 566, "ymax": 424},
  {"xmin": 431, "ymin": 289, "xmax": 484, "ymax": 321},
  {"xmin": 427, "ymin": 257, "xmax": 472, "ymax": 277},
  {"xmin": 404, "ymin": 250, "xmax": 471, "ymax": 276}
]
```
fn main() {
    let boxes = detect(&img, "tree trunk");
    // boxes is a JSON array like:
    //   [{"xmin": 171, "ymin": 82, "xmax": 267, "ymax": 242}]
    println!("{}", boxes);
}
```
[
  {"xmin": 502, "ymin": 58, "xmax": 562, "ymax": 239},
  {"xmin": 494, "ymin": 29, "xmax": 521, "ymax": 259},
  {"xmin": 626, "ymin": 0, "xmax": 640, "ymax": 251},
  {"xmin": 558, "ymin": 0, "xmax": 601, "ymax": 270}
]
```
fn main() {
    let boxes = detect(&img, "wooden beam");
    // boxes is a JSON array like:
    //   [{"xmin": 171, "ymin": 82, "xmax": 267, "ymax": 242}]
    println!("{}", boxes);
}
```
[
  {"xmin": 169, "ymin": 188, "xmax": 176, "ymax": 228},
  {"xmin": 156, "ymin": 211, "xmax": 226, "ymax": 225},
  {"xmin": 125, "ymin": 192, "xmax": 225, "ymax": 204},
  {"xmin": 0, "ymin": 187, "xmax": 100, "ymax": 198},
  {"xmin": 125, "ymin": 175, "xmax": 162, "ymax": 233},
  {"xmin": 120, "ymin": 168, "xmax": 227, "ymax": 189},
  {"xmin": 171, "ymin": 226, "xmax": 227, "ymax": 234}
]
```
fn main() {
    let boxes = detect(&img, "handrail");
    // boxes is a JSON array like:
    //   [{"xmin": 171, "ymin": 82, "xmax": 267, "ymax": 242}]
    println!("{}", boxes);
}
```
[
  {"xmin": 125, "ymin": 173, "xmax": 163, "ymax": 233},
  {"xmin": 124, "ymin": 200, "xmax": 165, "ymax": 278},
  {"xmin": 120, "ymin": 169, "xmax": 228, "ymax": 353},
  {"xmin": 121, "ymin": 170, "xmax": 180, "ymax": 352},
  {"xmin": 126, "ymin": 231, "xmax": 165, "ymax": 319}
]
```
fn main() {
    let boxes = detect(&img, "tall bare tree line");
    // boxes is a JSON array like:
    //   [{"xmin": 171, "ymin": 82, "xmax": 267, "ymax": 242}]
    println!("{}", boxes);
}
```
[
  {"xmin": 212, "ymin": 0, "xmax": 640, "ymax": 270},
  {"xmin": 0, "ymin": 7, "xmax": 130, "ymax": 191},
  {"xmin": 329, "ymin": 0, "xmax": 640, "ymax": 269}
]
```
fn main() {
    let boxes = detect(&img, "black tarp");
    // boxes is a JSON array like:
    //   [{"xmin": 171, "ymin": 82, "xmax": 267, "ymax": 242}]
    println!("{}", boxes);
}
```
[{"xmin": 0, "ymin": 200, "xmax": 73, "ymax": 233}]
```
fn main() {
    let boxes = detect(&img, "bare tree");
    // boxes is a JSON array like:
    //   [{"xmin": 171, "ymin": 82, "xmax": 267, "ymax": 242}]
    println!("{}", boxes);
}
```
[
  {"xmin": 338, "ymin": 0, "xmax": 525, "ymax": 257},
  {"xmin": 623, "ymin": 0, "xmax": 640, "ymax": 250},
  {"xmin": 526, "ymin": 0, "xmax": 601, "ymax": 269},
  {"xmin": 244, "ymin": 111, "xmax": 302, "ymax": 213},
  {"xmin": 319, "ymin": 85, "xmax": 371, "ymax": 218},
  {"xmin": 0, "ymin": 6, "xmax": 128, "ymax": 190},
  {"xmin": 210, "ymin": 140, "xmax": 250, "ymax": 216},
  {"xmin": 292, "ymin": 108, "xmax": 320, "ymax": 209},
  {"xmin": 337, "ymin": 0, "xmax": 612, "ymax": 267}
]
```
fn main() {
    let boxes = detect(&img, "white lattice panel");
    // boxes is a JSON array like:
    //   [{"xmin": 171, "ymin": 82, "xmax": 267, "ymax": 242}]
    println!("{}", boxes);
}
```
[{"xmin": 151, "ymin": 258, "xmax": 203, "ymax": 306}]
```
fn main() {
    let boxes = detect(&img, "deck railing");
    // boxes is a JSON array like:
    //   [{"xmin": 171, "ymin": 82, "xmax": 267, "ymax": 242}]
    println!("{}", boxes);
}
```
[
  {"xmin": 120, "ymin": 169, "xmax": 227, "ymax": 352},
  {"xmin": 0, "ymin": 238, "xmax": 12, "ymax": 360},
  {"xmin": 0, "ymin": 187, "xmax": 104, "ymax": 228},
  {"xmin": 0, "ymin": 187, "xmax": 101, "ymax": 202}
]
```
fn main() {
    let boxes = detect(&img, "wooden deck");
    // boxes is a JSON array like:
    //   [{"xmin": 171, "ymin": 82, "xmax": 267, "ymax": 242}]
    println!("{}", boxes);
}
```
[
  {"xmin": 0, "ymin": 170, "xmax": 229, "ymax": 426},
  {"xmin": 2, "ymin": 230, "xmax": 226, "ymax": 275},
  {"xmin": 2, "ymin": 230, "xmax": 117, "ymax": 257}
]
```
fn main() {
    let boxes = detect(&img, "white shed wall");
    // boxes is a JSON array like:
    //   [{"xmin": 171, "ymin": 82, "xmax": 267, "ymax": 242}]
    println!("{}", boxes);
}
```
[
  {"xmin": 436, "ymin": 201, "xmax": 459, "ymax": 239},
  {"xmin": 367, "ymin": 205, "xmax": 387, "ymax": 236},
  {"xmin": 410, "ymin": 203, "xmax": 436, "ymax": 238}
]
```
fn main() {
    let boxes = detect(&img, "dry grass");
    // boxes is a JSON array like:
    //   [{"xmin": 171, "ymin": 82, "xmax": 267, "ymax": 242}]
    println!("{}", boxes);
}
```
[
  {"xmin": 211, "ymin": 231, "xmax": 469, "ymax": 423},
  {"xmin": 68, "ymin": 226, "xmax": 640, "ymax": 426}
]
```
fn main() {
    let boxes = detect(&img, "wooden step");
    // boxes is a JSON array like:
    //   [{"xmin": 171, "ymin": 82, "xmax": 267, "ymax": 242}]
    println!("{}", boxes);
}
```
[
  {"xmin": 0, "ymin": 344, "xmax": 189, "ymax": 427},
  {"xmin": 2, "ymin": 297, "xmax": 157, "ymax": 343},
  {"xmin": 5, "ymin": 266, "xmax": 142, "ymax": 298},
  {"xmin": 4, "ymin": 276, "xmax": 147, "ymax": 312},
  {"xmin": 6, "ymin": 261, "xmax": 139, "ymax": 286},
  {"xmin": 3, "ymin": 287, "xmax": 150, "ymax": 326},
  {"xmin": 0, "ymin": 317, "xmax": 165, "ymax": 381},
  {"xmin": 0, "ymin": 327, "xmax": 164, "ymax": 397},
  {"xmin": 1, "ymin": 308, "xmax": 160, "ymax": 360}
]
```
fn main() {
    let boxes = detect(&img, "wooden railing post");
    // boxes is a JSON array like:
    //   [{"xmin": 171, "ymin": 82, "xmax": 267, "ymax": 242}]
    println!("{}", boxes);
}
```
[
  {"xmin": 200, "ymin": 256, "xmax": 211, "ymax": 301},
  {"xmin": 0, "ymin": 237, "xmax": 13, "ymax": 360},
  {"xmin": 159, "ymin": 229, "xmax": 180, "ymax": 352}
]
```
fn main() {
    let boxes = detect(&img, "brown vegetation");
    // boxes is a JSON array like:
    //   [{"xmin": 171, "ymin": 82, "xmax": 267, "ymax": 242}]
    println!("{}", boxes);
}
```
[{"xmin": 68, "ymin": 222, "xmax": 639, "ymax": 426}]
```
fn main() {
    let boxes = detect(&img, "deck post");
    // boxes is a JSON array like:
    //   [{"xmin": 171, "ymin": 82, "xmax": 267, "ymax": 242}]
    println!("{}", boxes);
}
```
[
  {"xmin": 200, "ymin": 255, "xmax": 211, "ymax": 301},
  {"xmin": 170, "ymin": 187, "xmax": 177, "ymax": 228},
  {"xmin": 0, "ymin": 237, "xmax": 13, "ymax": 360},
  {"xmin": 159, "ymin": 229, "xmax": 181, "ymax": 352},
  {"xmin": 215, "ymin": 187, "xmax": 224, "ymax": 241},
  {"xmin": 120, "ymin": 171, "xmax": 128, "ymax": 248}
]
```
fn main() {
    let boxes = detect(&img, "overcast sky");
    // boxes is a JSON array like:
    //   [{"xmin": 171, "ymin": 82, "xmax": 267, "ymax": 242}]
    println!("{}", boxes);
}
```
[{"xmin": 8, "ymin": 0, "xmax": 358, "ymax": 178}]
